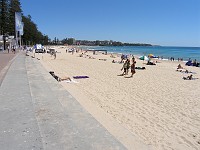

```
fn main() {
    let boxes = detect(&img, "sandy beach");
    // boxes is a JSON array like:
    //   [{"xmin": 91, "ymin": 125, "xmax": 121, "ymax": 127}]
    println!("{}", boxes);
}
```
[{"xmin": 30, "ymin": 46, "xmax": 200, "ymax": 150}]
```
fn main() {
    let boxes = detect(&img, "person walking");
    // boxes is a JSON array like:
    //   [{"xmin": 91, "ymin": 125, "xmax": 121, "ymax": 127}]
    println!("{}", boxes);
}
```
[
  {"xmin": 121, "ymin": 59, "xmax": 130, "ymax": 75},
  {"xmin": 130, "ymin": 58, "xmax": 136, "ymax": 77}
]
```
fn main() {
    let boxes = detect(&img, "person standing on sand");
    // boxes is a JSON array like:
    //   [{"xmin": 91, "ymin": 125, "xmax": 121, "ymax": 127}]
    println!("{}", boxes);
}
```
[
  {"xmin": 121, "ymin": 59, "xmax": 130, "ymax": 75},
  {"xmin": 54, "ymin": 51, "xmax": 56, "ymax": 59},
  {"xmin": 121, "ymin": 54, "xmax": 125, "ymax": 63},
  {"xmin": 130, "ymin": 58, "xmax": 136, "ymax": 77},
  {"xmin": 126, "ymin": 59, "xmax": 130, "ymax": 75}
]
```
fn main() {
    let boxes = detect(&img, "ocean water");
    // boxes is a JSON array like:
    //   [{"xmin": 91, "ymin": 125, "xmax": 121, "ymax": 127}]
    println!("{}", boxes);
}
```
[{"xmin": 78, "ymin": 46, "xmax": 200, "ymax": 62}]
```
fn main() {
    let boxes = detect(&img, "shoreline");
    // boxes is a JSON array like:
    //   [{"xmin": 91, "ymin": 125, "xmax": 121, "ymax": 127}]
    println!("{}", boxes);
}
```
[{"xmin": 75, "ymin": 45, "xmax": 200, "ymax": 62}]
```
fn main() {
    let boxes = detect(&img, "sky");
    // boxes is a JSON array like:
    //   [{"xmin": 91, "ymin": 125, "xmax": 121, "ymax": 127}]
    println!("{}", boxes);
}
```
[{"xmin": 20, "ymin": 0, "xmax": 200, "ymax": 47}]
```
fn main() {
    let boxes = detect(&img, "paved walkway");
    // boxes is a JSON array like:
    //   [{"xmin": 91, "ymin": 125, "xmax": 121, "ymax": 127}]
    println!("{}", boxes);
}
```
[
  {"xmin": 0, "ymin": 52, "xmax": 127, "ymax": 150},
  {"xmin": 0, "ymin": 50, "xmax": 18, "ymax": 86}
]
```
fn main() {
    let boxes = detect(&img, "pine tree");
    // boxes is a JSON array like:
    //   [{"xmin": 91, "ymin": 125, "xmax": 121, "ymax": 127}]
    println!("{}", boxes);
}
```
[
  {"xmin": 0, "ymin": 0, "xmax": 9, "ymax": 35},
  {"xmin": 22, "ymin": 15, "xmax": 50, "ymax": 45},
  {"xmin": 1, "ymin": 0, "xmax": 50, "ymax": 44}
]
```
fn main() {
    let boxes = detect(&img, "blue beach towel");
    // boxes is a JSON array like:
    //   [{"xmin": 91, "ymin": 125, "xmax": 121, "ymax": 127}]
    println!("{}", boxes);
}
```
[{"xmin": 73, "ymin": 76, "xmax": 89, "ymax": 79}]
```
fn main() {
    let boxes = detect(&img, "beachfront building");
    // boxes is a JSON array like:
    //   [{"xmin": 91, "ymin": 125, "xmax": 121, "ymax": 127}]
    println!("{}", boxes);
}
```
[
  {"xmin": 75, "ymin": 40, "xmax": 115, "ymax": 46},
  {"xmin": 0, "ymin": 35, "xmax": 16, "ymax": 51}
]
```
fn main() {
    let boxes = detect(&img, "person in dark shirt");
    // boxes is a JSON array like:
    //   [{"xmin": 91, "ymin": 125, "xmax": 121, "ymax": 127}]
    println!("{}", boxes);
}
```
[{"xmin": 130, "ymin": 58, "xmax": 136, "ymax": 77}]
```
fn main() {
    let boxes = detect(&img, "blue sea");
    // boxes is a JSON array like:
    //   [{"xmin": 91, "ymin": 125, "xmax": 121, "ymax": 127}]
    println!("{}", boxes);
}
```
[{"xmin": 78, "ymin": 46, "xmax": 200, "ymax": 62}]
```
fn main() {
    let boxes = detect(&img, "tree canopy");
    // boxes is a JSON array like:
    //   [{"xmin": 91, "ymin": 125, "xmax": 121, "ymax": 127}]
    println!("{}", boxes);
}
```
[
  {"xmin": 0, "ymin": 0, "xmax": 49, "ymax": 45},
  {"xmin": 0, "ymin": 0, "xmax": 9, "ymax": 34}
]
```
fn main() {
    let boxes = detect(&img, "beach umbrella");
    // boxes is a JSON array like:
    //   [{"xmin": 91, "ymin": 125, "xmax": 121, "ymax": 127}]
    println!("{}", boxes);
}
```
[
  {"xmin": 148, "ymin": 54, "xmax": 154, "ymax": 58},
  {"xmin": 139, "ymin": 56, "xmax": 149, "ymax": 61}
]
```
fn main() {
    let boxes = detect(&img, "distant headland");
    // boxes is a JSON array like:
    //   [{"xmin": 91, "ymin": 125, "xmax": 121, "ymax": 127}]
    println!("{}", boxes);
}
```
[{"xmin": 56, "ymin": 38, "xmax": 153, "ymax": 46}]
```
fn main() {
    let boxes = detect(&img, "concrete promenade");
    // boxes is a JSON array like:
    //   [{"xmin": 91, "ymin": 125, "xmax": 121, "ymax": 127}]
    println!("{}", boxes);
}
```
[
  {"xmin": 0, "ymin": 52, "xmax": 127, "ymax": 150},
  {"xmin": 0, "ymin": 50, "xmax": 18, "ymax": 86}
]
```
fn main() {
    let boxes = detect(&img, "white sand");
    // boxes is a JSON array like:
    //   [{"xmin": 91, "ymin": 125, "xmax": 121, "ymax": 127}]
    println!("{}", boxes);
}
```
[{"xmin": 32, "ymin": 46, "xmax": 200, "ymax": 150}]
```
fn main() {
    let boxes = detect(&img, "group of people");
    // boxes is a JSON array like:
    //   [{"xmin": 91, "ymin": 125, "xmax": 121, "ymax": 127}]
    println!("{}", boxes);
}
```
[
  {"xmin": 79, "ymin": 53, "xmax": 95, "ymax": 59},
  {"xmin": 192, "ymin": 59, "xmax": 200, "ymax": 67},
  {"xmin": 169, "ymin": 57, "xmax": 175, "ymax": 61},
  {"xmin": 4, "ymin": 46, "xmax": 16, "ymax": 54},
  {"xmin": 177, "ymin": 58, "xmax": 184, "ymax": 61},
  {"xmin": 121, "ymin": 57, "xmax": 136, "ymax": 77},
  {"xmin": 185, "ymin": 58, "xmax": 200, "ymax": 67},
  {"xmin": 176, "ymin": 64, "xmax": 198, "ymax": 80},
  {"xmin": 66, "ymin": 47, "xmax": 81, "ymax": 55},
  {"xmin": 120, "ymin": 54, "xmax": 129, "ymax": 63}
]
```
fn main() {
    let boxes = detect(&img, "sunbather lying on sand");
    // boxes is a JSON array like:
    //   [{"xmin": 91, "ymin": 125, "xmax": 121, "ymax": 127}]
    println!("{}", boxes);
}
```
[
  {"xmin": 49, "ymin": 71, "xmax": 60, "ymax": 81},
  {"xmin": 112, "ymin": 60, "xmax": 123, "ymax": 63},
  {"xmin": 135, "ymin": 67, "xmax": 146, "ymax": 70},
  {"xmin": 59, "ymin": 76, "xmax": 71, "ymax": 81},
  {"xmin": 176, "ymin": 69, "xmax": 186, "ymax": 72},
  {"xmin": 99, "ymin": 59, "xmax": 107, "ymax": 61},
  {"xmin": 182, "ymin": 74, "xmax": 198, "ymax": 80},
  {"xmin": 183, "ymin": 74, "xmax": 193, "ymax": 80},
  {"xmin": 147, "ymin": 61, "xmax": 156, "ymax": 65},
  {"xmin": 110, "ymin": 54, "xmax": 116, "ymax": 58},
  {"xmin": 49, "ymin": 71, "xmax": 71, "ymax": 82},
  {"xmin": 89, "ymin": 56, "xmax": 95, "ymax": 59},
  {"xmin": 176, "ymin": 69, "xmax": 196, "ymax": 74}
]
